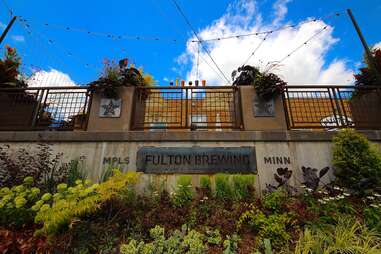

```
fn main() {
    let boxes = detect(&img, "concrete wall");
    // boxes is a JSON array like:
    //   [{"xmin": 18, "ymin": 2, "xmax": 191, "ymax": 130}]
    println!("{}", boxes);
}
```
[{"xmin": 1, "ymin": 130, "xmax": 381, "ymax": 194}]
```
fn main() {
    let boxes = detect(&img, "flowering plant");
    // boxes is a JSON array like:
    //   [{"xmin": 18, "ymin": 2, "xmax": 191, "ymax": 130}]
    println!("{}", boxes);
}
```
[
  {"xmin": 354, "ymin": 48, "xmax": 381, "ymax": 87},
  {"xmin": 89, "ymin": 58, "xmax": 156, "ymax": 98},
  {"xmin": 0, "ymin": 177, "xmax": 41, "ymax": 228},
  {"xmin": 0, "ymin": 45, "xmax": 26, "ymax": 87}
]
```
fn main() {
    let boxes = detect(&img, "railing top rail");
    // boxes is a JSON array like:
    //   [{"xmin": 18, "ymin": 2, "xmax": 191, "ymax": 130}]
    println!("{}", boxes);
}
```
[
  {"xmin": 285, "ymin": 85, "xmax": 381, "ymax": 89},
  {"xmin": 137, "ymin": 86, "xmax": 237, "ymax": 90},
  {"xmin": 0, "ymin": 86, "xmax": 90, "ymax": 91}
]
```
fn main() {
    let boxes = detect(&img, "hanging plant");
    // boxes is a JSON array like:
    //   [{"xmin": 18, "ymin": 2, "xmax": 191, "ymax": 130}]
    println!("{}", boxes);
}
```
[{"xmin": 232, "ymin": 65, "xmax": 286, "ymax": 101}]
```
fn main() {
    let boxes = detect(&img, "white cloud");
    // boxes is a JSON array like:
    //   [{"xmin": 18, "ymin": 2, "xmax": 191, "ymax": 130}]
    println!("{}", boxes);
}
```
[
  {"xmin": 0, "ymin": 22, "xmax": 5, "ymax": 30},
  {"xmin": 176, "ymin": 0, "xmax": 354, "ymax": 85},
  {"xmin": 272, "ymin": 0, "xmax": 292, "ymax": 26},
  {"xmin": 373, "ymin": 41, "xmax": 381, "ymax": 50},
  {"xmin": 27, "ymin": 69, "xmax": 86, "ymax": 121},
  {"xmin": 11, "ymin": 35, "xmax": 25, "ymax": 42},
  {"xmin": 27, "ymin": 69, "xmax": 77, "ymax": 87}
]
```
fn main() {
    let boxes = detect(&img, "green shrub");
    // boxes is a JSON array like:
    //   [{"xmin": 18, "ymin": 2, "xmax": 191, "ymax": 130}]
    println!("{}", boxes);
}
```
[
  {"xmin": 294, "ymin": 217, "xmax": 381, "ymax": 253},
  {"xmin": 215, "ymin": 174, "xmax": 233, "ymax": 201},
  {"xmin": 120, "ymin": 225, "xmax": 207, "ymax": 254},
  {"xmin": 232, "ymin": 174, "xmax": 256, "ymax": 200},
  {"xmin": 66, "ymin": 159, "xmax": 87, "ymax": 187},
  {"xmin": 223, "ymin": 234, "xmax": 240, "ymax": 254},
  {"xmin": 364, "ymin": 205, "xmax": 381, "ymax": 233},
  {"xmin": 263, "ymin": 188, "xmax": 287, "ymax": 213},
  {"xmin": 0, "ymin": 177, "xmax": 41, "ymax": 228},
  {"xmin": 199, "ymin": 176, "xmax": 211, "ymax": 191},
  {"xmin": 172, "ymin": 176, "xmax": 193, "ymax": 208},
  {"xmin": 205, "ymin": 228, "xmax": 222, "ymax": 245},
  {"xmin": 237, "ymin": 204, "xmax": 291, "ymax": 250},
  {"xmin": 332, "ymin": 129, "xmax": 381, "ymax": 195},
  {"xmin": 34, "ymin": 170, "xmax": 139, "ymax": 236}
]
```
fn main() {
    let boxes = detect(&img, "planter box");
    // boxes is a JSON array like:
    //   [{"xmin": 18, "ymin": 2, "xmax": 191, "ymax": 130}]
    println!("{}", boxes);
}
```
[
  {"xmin": 0, "ymin": 92, "xmax": 38, "ymax": 130},
  {"xmin": 350, "ymin": 90, "xmax": 381, "ymax": 130}
]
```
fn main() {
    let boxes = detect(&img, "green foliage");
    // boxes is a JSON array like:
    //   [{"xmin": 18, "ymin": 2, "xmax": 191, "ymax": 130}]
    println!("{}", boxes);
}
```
[
  {"xmin": 120, "ymin": 225, "xmax": 207, "ymax": 254},
  {"xmin": 0, "ymin": 143, "xmax": 68, "ymax": 192},
  {"xmin": 332, "ymin": 129, "xmax": 381, "ymax": 195},
  {"xmin": 263, "ymin": 188, "xmax": 287, "ymax": 213},
  {"xmin": 294, "ymin": 217, "xmax": 381, "ymax": 254},
  {"xmin": 231, "ymin": 65, "xmax": 286, "ymax": 100},
  {"xmin": 237, "ymin": 204, "xmax": 291, "ymax": 250},
  {"xmin": 0, "ymin": 177, "xmax": 41, "ymax": 228},
  {"xmin": 66, "ymin": 159, "xmax": 87, "ymax": 187},
  {"xmin": 215, "ymin": 174, "xmax": 256, "ymax": 201},
  {"xmin": 205, "ymin": 228, "xmax": 222, "ymax": 245},
  {"xmin": 99, "ymin": 165, "xmax": 116, "ymax": 183},
  {"xmin": 232, "ymin": 174, "xmax": 255, "ymax": 200},
  {"xmin": 223, "ymin": 234, "xmax": 240, "ymax": 254},
  {"xmin": 364, "ymin": 205, "xmax": 381, "ymax": 233},
  {"xmin": 215, "ymin": 174, "xmax": 233, "ymax": 201},
  {"xmin": 0, "ymin": 45, "xmax": 26, "ymax": 87},
  {"xmin": 34, "ymin": 170, "xmax": 139, "ymax": 236},
  {"xmin": 172, "ymin": 176, "xmax": 193, "ymax": 208},
  {"xmin": 199, "ymin": 176, "xmax": 211, "ymax": 191}
]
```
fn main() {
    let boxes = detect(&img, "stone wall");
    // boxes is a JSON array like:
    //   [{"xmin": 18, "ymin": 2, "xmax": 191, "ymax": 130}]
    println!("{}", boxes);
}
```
[{"xmin": 1, "ymin": 130, "xmax": 381, "ymax": 194}]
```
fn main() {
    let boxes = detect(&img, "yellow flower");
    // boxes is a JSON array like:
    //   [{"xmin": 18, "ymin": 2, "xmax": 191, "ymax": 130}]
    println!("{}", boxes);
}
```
[{"xmin": 14, "ymin": 196, "xmax": 27, "ymax": 208}]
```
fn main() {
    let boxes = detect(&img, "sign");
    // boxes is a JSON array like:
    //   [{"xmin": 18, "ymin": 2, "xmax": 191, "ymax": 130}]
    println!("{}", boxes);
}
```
[
  {"xmin": 137, "ymin": 147, "xmax": 256, "ymax": 174},
  {"xmin": 253, "ymin": 94, "xmax": 275, "ymax": 117},
  {"xmin": 99, "ymin": 98, "xmax": 121, "ymax": 117}
]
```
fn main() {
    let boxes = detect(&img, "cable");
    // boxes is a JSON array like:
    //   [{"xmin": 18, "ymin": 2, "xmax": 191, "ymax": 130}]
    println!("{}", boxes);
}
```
[
  {"xmin": 170, "ymin": 0, "xmax": 231, "ymax": 84},
  {"xmin": 0, "ymin": 0, "xmax": 13, "ymax": 17},
  {"xmin": 266, "ymin": 25, "xmax": 329, "ymax": 72},
  {"xmin": 242, "ymin": 33, "xmax": 270, "ymax": 67},
  {"xmin": 196, "ymin": 41, "xmax": 200, "ymax": 80},
  {"xmin": 17, "ymin": 11, "xmax": 343, "ymax": 45},
  {"xmin": 191, "ymin": 11, "xmax": 343, "ymax": 43},
  {"xmin": 18, "ymin": 18, "xmax": 97, "ymax": 71}
]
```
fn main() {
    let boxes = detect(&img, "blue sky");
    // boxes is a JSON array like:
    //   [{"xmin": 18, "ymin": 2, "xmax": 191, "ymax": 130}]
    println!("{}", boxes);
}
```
[{"xmin": 0, "ymin": 0, "xmax": 380, "ymax": 86}]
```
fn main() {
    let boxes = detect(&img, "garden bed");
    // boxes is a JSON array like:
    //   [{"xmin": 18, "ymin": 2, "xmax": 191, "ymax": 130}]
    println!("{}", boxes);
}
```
[{"xmin": 1, "ymin": 130, "xmax": 381, "ymax": 253}]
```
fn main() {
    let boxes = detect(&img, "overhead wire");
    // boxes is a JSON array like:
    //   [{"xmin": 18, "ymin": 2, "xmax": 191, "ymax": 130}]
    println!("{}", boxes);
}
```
[
  {"xmin": 266, "ymin": 25, "xmax": 329, "ymax": 73},
  {"xmin": 0, "ymin": 0, "xmax": 13, "ymax": 18},
  {"xmin": 241, "ymin": 33, "xmax": 270, "ymax": 67},
  {"xmin": 170, "ymin": 0, "xmax": 231, "ymax": 85}
]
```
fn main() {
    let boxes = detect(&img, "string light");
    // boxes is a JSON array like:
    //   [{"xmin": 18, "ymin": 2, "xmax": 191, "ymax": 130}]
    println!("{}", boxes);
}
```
[
  {"xmin": 17, "ymin": 11, "xmax": 343, "ymax": 45},
  {"xmin": 241, "ymin": 33, "xmax": 269, "ymax": 67},
  {"xmin": 266, "ymin": 25, "xmax": 329, "ymax": 72},
  {"xmin": 171, "ymin": 0, "xmax": 231, "ymax": 84}
]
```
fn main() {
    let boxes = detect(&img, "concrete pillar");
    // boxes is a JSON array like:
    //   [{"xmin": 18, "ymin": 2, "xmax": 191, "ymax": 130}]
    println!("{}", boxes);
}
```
[
  {"xmin": 87, "ymin": 87, "xmax": 135, "ymax": 131},
  {"xmin": 239, "ymin": 86, "xmax": 287, "ymax": 131}
]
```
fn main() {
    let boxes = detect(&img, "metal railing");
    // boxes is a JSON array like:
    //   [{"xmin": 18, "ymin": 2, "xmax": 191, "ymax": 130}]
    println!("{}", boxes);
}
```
[
  {"xmin": 282, "ymin": 85, "xmax": 381, "ymax": 130},
  {"xmin": 0, "ymin": 86, "xmax": 92, "ymax": 131},
  {"xmin": 131, "ymin": 86, "xmax": 242, "ymax": 130}
]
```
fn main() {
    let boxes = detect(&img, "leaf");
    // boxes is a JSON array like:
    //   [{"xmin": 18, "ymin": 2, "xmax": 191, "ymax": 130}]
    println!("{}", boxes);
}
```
[
  {"xmin": 274, "ymin": 174, "xmax": 284, "ymax": 185},
  {"xmin": 319, "ymin": 167, "xmax": 330, "ymax": 179},
  {"xmin": 277, "ymin": 167, "xmax": 287, "ymax": 175},
  {"xmin": 264, "ymin": 238, "xmax": 273, "ymax": 254},
  {"xmin": 284, "ymin": 170, "xmax": 292, "ymax": 180}
]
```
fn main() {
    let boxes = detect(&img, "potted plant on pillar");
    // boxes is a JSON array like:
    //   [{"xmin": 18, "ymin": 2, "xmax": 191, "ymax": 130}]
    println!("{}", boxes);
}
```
[
  {"xmin": 232, "ymin": 65, "xmax": 287, "ymax": 117},
  {"xmin": 88, "ymin": 58, "xmax": 156, "ymax": 120},
  {"xmin": 0, "ymin": 45, "xmax": 38, "ymax": 130},
  {"xmin": 351, "ymin": 47, "xmax": 381, "ymax": 129}
]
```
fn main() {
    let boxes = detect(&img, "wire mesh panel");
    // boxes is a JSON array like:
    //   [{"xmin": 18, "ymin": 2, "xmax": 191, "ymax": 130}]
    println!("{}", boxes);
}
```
[
  {"xmin": 191, "ymin": 88, "xmax": 238, "ymax": 130},
  {"xmin": 283, "ymin": 86, "xmax": 381, "ymax": 130},
  {"xmin": 0, "ymin": 87, "xmax": 92, "ymax": 131},
  {"xmin": 132, "ymin": 86, "xmax": 241, "ymax": 130}
]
